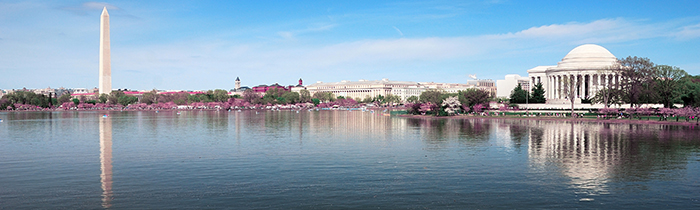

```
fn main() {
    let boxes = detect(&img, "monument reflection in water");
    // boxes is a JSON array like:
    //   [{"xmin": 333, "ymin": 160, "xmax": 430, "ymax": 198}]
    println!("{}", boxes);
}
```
[
  {"xmin": 99, "ymin": 117, "xmax": 112, "ymax": 208},
  {"xmin": 525, "ymin": 121, "xmax": 698, "ymax": 196},
  {"xmin": 407, "ymin": 117, "xmax": 699, "ymax": 198}
]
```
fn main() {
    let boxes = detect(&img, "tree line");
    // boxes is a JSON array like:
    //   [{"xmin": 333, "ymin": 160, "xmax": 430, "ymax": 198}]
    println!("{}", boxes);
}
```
[
  {"xmin": 405, "ymin": 88, "xmax": 493, "ymax": 116},
  {"xmin": 592, "ymin": 56, "xmax": 698, "ymax": 108},
  {"xmin": 2, "ymin": 87, "xmax": 416, "ymax": 111}
]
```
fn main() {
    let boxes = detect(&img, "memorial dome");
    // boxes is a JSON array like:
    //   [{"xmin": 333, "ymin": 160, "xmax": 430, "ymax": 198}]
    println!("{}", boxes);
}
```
[{"xmin": 556, "ymin": 44, "xmax": 617, "ymax": 69}]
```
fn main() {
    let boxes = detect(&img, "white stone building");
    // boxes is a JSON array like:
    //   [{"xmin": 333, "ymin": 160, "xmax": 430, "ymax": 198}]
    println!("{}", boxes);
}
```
[
  {"xmin": 305, "ymin": 79, "xmax": 424, "ymax": 101},
  {"xmin": 496, "ymin": 74, "xmax": 530, "ymax": 98},
  {"xmin": 303, "ymin": 78, "xmax": 497, "ymax": 102},
  {"xmin": 527, "ymin": 44, "xmax": 619, "ymax": 103}
]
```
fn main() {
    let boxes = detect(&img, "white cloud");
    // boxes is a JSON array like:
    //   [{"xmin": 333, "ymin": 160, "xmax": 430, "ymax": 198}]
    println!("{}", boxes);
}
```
[
  {"xmin": 59, "ymin": 2, "xmax": 120, "ymax": 15},
  {"xmin": 277, "ymin": 24, "xmax": 337, "ymax": 40},
  {"xmin": 510, "ymin": 19, "xmax": 620, "ymax": 38},
  {"xmin": 82, "ymin": 2, "xmax": 120, "ymax": 10},
  {"xmin": 277, "ymin": 31, "xmax": 294, "ymax": 40},
  {"xmin": 675, "ymin": 23, "xmax": 700, "ymax": 40},
  {"xmin": 493, "ymin": 18, "xmax": 665, "ymax": 44},
  {"xmin": 392, "ymin": 26, "xmax": 404, "ymax": 36}
]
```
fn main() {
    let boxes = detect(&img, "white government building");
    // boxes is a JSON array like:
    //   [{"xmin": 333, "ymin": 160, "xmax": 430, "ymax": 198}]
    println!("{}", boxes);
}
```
[
  {"xmin": 495, "ymin": 75, "xmax": 531, "ymax": 98},
  {"xmin": 303, "ymin": 78, "xmax": 496, "ymax": 102},
  {"xmin": 526, "ymin": 44, "xmax": 619, "ymax": 104}
]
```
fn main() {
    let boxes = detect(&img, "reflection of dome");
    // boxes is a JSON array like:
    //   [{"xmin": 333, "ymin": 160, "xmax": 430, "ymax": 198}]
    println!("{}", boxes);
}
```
[{"xmin": 556, "ymin": 44, "xmax": 617, "ymax": 69}]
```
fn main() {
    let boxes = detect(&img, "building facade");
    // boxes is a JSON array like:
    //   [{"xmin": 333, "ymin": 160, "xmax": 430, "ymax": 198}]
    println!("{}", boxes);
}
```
[
  {"xmin": 303, "ymin": 78, "xmax": 495, "ymax": 102},
  {"xmin": 527, "ymin": 44, "xmax": 619, "ymax": 103},
  {"xmin": 252, "ymin": 84, "xmax": 293, "ymax": 93},
  {"xmin": 496, "ymin": 75, "xmax": 531, "ymax": 98},
  {"xmin": 305, "ymin": 79, "xmax": 421, "ymax": 101}
]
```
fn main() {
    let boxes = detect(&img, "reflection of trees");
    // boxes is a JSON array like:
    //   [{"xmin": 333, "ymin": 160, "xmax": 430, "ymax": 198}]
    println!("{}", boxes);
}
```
[
  {"xmin": 405, "ymin": 118, "xmax": 493, "ymax": 148},
  {"xmin": 237, "ymin": 110, "xmax": 401, "ymax": 144},
  {"xmin": 508, "ymin": 122, "xmax": 528, "ymax": 143},
  {"xmin": 458, "ymin": 119, "xmax": 491, "ymax": 142},
  {"xmin": 204, "ymin": 111, "xmax": 228, "ymax": 131},
  {"xmin": 528, "ymin": 121, "xmax": 700, "ymax": 195}
]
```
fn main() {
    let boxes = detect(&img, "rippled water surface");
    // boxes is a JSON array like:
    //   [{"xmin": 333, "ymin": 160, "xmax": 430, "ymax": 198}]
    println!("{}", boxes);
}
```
[{"xmin": 1, "ymin": 110, "xmax": 699, "ymax": 209}]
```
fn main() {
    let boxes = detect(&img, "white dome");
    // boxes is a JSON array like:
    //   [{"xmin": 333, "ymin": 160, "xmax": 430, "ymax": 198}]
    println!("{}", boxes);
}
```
[{"xmin": 556, "ymin": 44, "xmax": 617, "ymax": 69}]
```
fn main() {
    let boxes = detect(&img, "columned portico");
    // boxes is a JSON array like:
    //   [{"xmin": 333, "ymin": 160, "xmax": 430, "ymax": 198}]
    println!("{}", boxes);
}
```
[{"xmin": 527, "ymin": 44, "xmax": 618, "ymax": 104}]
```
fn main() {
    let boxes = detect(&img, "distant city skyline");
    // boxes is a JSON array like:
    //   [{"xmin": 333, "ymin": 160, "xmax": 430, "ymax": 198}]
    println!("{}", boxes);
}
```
[{"xmin": 1, "ymin": 0, "xmax": 699, "ymax": 90}]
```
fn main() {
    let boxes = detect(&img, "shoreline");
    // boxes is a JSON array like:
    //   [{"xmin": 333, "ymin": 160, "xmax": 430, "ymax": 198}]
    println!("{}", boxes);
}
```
[
  {"xmin": 2, "ymin": 109, "xmax": 699, "ymax": 127},
  {"xmin": 398, "ymin": 114, "xmax": 700, "ymax": 126}
]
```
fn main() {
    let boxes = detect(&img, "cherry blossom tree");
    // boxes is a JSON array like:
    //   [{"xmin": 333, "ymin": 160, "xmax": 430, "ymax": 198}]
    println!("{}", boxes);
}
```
[
  {"xmin": 442, "ymin": 96, "xmax": 461, "ymax": 116},
  {"xmin": 598, "ymin": 108, "xmax": 619, "ymax": 119},
  {"xmin": 658, "ymin": 108, "xmax": 674, "ymax": 121},
  {"xmin": 419, "ymin": 102, "xmax": 436, "ymax": 115},
  {"xmin": 473, "ymin": 104, "xmax": 485, "ymax": 113}
]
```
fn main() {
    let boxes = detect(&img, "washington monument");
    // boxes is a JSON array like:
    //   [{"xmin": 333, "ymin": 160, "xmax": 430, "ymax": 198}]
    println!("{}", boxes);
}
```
[{"xmin": 99, "ymin": 7, "xmax": 111, "ymax": 95}]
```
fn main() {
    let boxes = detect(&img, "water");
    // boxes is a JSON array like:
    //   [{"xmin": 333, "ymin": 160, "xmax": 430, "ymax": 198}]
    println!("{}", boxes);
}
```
[{"xmin": 0, "ymin": 110, "xmax": 699, "ymax": 209}]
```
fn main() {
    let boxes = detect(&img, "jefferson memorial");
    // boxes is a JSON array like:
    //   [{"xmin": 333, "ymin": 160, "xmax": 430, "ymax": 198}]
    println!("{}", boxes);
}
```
[{"xmin": 527, "ymin": 44, "xmax": 619, "ymax": 104}]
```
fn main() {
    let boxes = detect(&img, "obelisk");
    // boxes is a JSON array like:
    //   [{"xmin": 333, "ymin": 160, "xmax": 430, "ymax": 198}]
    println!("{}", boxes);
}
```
[{"xmin": 99, "ymin": 7, "xmax": 111, "ymax": 95}]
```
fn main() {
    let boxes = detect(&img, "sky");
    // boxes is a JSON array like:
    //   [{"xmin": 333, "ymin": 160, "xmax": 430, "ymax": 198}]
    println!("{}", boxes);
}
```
[{"xmin": 1, "ymin": 0, "xmax": 700, "ymax": 91}]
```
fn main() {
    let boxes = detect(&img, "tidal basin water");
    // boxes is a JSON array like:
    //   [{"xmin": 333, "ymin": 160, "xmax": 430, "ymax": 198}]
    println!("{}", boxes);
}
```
[{"xmin": 0, "ymin": 111, "xmax": 699, "ymax": 209}]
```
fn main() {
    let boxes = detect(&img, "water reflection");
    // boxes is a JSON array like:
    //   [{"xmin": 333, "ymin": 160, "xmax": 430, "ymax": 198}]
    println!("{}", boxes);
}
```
[
  {"xmin": 404, "ymin": 117, "xmax": 700, "ymax": 196},
  {"xmin": 99, "ymin": 117, "xmax": 112, "ymax": 208},
  {"xmin": 251, "ymin": 111, "xmax": 406, "ymax": 144},
  {"xmin": 406, "ymin": 118, "xmax": 494, "ymax": 150},
  {"xmin": 528, "ymin": 121, "xmax": 700, "ymax": 196}
]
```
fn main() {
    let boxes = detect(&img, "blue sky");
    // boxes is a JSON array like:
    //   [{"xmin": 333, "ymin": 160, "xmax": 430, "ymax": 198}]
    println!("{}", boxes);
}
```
[{"xmin": 1, "ymin": 0, "xmax": 700, "ymax": 91}]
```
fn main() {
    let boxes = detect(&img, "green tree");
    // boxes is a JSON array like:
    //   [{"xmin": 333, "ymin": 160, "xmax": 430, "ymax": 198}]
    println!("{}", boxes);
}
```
[
  {"xmin": 108, "ymin": 91, "xmax": 125, "ymax": 105},
  {"xmin": 263, "ymin": 87, "xmax": 285, "ymax": 103},
  {"xmin": 614, "ymin": 56, "xmax": 656, "ymax": 107},
  {"xmin": 118, "ymin": 95, "xmax": 138, "ymax": 106},
  {"xmin": 276, "ymin": 97, "xmax": 287, "ymax": 104},
  {"xmin": 654, "ymin": 65, "xmax": 688, "ymax": 108},
  {"xmin": 199, "ymin": 92, "xmax": 213, "ymax": 102},
  {"xmin": 281, "ymin": 91, "xmax": 300, "ymax": 104},
  {"xmin": 384, "ymin": 94, "xmax": 401, "ymax": 105},
  {"xmin": 141, "ymin": 90, "xmax": 157, "ymax": 105},
  {"xmin": 406, "ymin": 95, "xmax": 419, "ymax": 103},
  {"xmin": 361, "ymin": 95, "xmax": 373, "ymax": 103},
  {"xmin": 171, "ymin": 92, "xmax": 190, "ymax": 105},
  {"xmin": 373, "ymin": 94, "xmax": 385, "ymax": 104},
  {"xmin": 299, "ymin": 89, "xmax": 311, "ymax": 103},
  {"xmin": 188, "ymin": 94, "xmax": 201, "ymax": 103},
  {"xmin": 509, "ymin": 84, "xmax": 527, "ymax": 104},
  {"xmin": 243, "ymin": 89, "xmax": 259, "ymax": 104},
  {"xmin": 459, "ymin": 88, "xmax": 491, "ymax": 108},
  {"xmin": 0, "ymin": 91, "xmax": 52, "ymax": 108},
  {"xmin": 98, "ymin": 94, "xmax": 108, "ymax": 103},
  {"xmin": 0, "ymin": 98, "xmax": 10, "ymax": 110},
  {"xmin": 312, "ymin": 91, "xmax": 335, "ymax": 102},
  {"xmin": 311, "ymin": 98, "xmax": 320, "ymax": 106},
  {"xmin": 72, "ymin": 98, "xmax": 80, "ymax": 106},
  {"xmin": 529, "ymin": 82, "xmax": 546, "ymax": 103},
  {"xmin": 419, "ymin": 89, "xmax": 445, "ymax": 105},
  {"xmin": 679, "ymin": 75, "xmax": 700, "ymax": 107},
  {"xmin": 58, "ymin": 94, "xmax": 72, "ymax": 105},
  {"xmin": 212, "ymin": 89, "xmax": 229, "ymax": 102}
]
